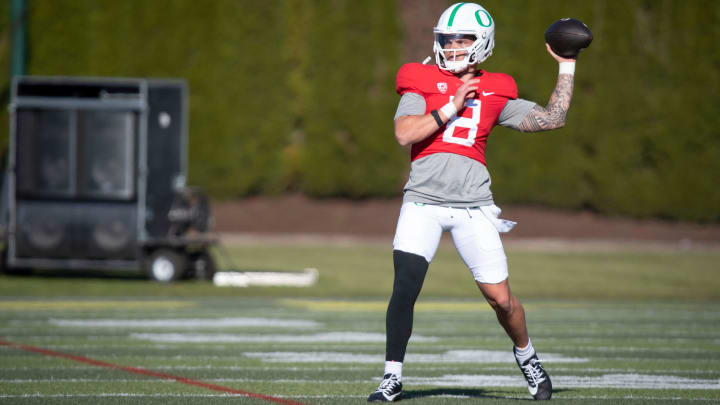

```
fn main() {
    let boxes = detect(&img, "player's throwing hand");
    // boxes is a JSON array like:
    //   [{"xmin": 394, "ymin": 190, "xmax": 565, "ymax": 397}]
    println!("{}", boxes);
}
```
[
  {"xmin": 545, "ymin": 43, "xmax": 576, "ymax": 63},
  {"xmin": 452, "ymin": 78, "xmax": 480, "ymax": 112}
]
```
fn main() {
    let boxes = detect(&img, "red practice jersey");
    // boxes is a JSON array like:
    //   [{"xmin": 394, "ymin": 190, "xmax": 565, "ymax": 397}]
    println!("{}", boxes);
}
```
[{"xmin": 396, "ymin": 63, "xmax": 518, "ymax": 165}]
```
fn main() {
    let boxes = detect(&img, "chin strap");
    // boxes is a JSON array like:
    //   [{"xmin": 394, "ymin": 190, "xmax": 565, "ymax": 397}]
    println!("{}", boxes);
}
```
[{"xmin": 447, "ymin": 62, "xmax": 472, "ymax": 74}]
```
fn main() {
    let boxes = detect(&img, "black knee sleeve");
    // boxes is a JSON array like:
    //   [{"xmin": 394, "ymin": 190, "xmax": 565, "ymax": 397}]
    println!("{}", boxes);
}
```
[{"xmin": 386, "ymin": 250, "xmax": 429, "ymax": 362}]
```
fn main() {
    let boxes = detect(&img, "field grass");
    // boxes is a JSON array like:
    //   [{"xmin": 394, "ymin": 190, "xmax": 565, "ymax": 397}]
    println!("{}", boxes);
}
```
[
  {"xmin": 1, "ymin": 241, "xmax": 719, "ymax": 404},
  {"xmin": 1, "ymin": 242, "xmax": 719, "ymax": 300}
]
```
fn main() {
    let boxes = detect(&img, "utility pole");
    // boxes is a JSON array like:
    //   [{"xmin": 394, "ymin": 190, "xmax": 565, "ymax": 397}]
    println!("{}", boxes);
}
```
[{"xmin": 10, "ymin": 0, "xmax": 27, "ymax": 79}]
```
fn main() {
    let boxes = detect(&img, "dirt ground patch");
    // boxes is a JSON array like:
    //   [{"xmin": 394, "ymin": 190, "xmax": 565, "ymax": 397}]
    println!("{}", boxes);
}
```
[{"xmin": 211, "ymin": 194, "xmax": 720, "ymax": 248}]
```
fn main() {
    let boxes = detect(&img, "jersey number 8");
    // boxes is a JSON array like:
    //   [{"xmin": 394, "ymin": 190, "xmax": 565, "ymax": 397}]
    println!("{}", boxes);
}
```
[{"xmin": 442, "ymin": 97, "xmax": 481, "ymax": 147}]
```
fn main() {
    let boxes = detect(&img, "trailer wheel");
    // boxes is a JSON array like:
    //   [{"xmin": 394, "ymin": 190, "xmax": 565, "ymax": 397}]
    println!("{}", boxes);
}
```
[
  {"xmin": 145, "ymin": 249, "xmax": 186, "ymax": 282},
  {"xmin": 189, "ymin": 250, "xmax": 216, "ymax": 281}
]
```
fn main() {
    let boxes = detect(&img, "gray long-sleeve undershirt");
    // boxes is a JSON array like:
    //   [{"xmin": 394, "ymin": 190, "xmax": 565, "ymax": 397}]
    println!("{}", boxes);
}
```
[{"xmin": 393, "ymin": 93, "xmax": 536, "ymax": 206}]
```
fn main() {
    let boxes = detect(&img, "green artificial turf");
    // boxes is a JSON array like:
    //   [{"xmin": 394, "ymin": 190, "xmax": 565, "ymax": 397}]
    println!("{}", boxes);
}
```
[
  {"xmin": 1, "ymin": 241, "xmax": 718, "ymax": 404},
  {"xmin": 1, "ymin": 297, "xmax": 719, "ymax": 404}
]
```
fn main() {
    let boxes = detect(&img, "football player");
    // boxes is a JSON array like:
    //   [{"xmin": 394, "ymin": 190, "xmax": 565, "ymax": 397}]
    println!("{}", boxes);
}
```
[{"xmin": 368, "ymin": 2, "xmax": 577, "ymax": 402}]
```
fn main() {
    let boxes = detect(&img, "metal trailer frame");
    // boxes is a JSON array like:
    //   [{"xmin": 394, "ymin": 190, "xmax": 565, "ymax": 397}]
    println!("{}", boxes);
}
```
[{"xmin": 4, "ymin": 76, "xmax": 216, "ymax": 276}]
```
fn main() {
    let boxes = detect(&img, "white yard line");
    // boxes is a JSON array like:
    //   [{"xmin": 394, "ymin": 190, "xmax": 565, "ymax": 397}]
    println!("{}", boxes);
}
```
[
  {"xmin": 130, "ymin": 332, "xmax": 438, "ymax": 343},
  {"xmin": 408, "ymin": 374, "xmax": 720, "ymax": 390},
  {"xmin": 576, "ymin": 346, "xmax": 717, "ymax": 354},
  {"xmin": 1, "ymin": 365, "xmax": 718, "ymax": 375},
  {"xmin": 5, "ymin": 371, "xmax": 717, "ymax": 390},
  {"xmin": 242, "ymin": 350, "xmax": 587, "ymax": 364},
  {"xmin": 49, "ymin": 318, "xmax": 321, "ymax": 328},
  {"xmin": 551, "ymin": 396, "xmax": 719, "ymax": 402},
  {"xmin": 1, "ymin": 378, "xmax": 357, "ymax": 383}
]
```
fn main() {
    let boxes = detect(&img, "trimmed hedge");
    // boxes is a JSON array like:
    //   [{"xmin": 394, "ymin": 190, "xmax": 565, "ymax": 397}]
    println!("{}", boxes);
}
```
[
  {"xmin": 297, "ymin": 0, "xmax": 405, "ymax": 197},
  {"xmin": 481, "ymin": 0, "xmax": 720, "ymax": 221},
  {"xmin": 0, "ymin": 0, "xmax": 718, "ymax": 221},
  {"xmin": 6, "ymin": 0, "xmax": 406, "ymax": 198}
]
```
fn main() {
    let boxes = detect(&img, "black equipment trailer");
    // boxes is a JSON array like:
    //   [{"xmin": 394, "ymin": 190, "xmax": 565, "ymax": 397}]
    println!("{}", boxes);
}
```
[{"xmin": 1, "ymin": 76, "xmax": 216, "ymax": 282}]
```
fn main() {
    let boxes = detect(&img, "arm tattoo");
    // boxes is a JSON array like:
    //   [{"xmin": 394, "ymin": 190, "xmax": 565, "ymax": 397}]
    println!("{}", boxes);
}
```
[{"xmin": 518, "ymin": 74, "xmax": 574, "ymax": 132}]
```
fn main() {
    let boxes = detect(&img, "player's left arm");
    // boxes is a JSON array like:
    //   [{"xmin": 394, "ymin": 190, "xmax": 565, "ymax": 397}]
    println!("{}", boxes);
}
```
[{"xmin": 517, "ymin": 44, "xmax": 576, "ymax": 132}]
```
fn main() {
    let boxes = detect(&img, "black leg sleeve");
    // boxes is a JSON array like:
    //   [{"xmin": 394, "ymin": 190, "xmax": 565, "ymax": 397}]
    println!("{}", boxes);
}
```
[{"xmin": 385, "ymin": 249, "xmax": 429, "ymax": 362}]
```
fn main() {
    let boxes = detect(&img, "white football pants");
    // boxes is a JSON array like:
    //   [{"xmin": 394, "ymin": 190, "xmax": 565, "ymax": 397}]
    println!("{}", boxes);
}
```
[{"xmin": 392, "ymin": 202, "xmax": 509, "ymax": 284}]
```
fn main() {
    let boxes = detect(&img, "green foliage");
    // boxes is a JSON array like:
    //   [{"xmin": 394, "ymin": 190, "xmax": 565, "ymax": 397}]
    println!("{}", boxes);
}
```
[
  {"xmin": 9, "ymin": 0, "xmax": 404, "ymax": 199},
  {"xmin": 1, "ymin": 0, "xmax": 719, "ymax": 220},
  {"xmin": 482, "ymin": 0, "xmax": 720, "ymax": 221},
  {"xmin": 297, "ymin": 0, "xmax": 406, "ymax": 197}
]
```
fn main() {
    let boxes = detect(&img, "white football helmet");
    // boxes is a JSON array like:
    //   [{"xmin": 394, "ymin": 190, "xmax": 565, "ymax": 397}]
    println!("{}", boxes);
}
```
[{"xmin": 433, "ymin": 3, "xmax": 495, "ymax": 73}]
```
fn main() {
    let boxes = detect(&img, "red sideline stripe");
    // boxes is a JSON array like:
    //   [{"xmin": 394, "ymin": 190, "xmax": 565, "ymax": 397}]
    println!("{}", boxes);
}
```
[{"xmin": 0, "ymin": 339, "xmax": 306, "ymax": 405}]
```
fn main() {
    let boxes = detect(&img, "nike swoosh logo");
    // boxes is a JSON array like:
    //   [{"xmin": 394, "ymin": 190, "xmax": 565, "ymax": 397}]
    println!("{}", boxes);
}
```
[
  {"xmin": 527, "ymin": 377, "xmax": 546, "ymax": 396},
  {"xmin": 482, "ymin": 91, "xmax": 495, "ymax": 96}
]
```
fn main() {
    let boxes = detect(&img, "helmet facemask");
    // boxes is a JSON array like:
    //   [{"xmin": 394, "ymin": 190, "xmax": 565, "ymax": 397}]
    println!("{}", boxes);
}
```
[
  {"xmin": 433, "ymin": 33, "xmax": 493, "ymax": 73},
  {"xmin": 432, "ymin": 3, "xmax": 495, "ymax": 74}
]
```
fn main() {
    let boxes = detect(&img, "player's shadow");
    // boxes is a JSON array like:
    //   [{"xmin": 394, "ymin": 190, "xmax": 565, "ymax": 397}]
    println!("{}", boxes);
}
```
[
  {"xmin": 402, "ymin": 388, "xmax": 511, "ymax": 401},
  {"xmin": 402, "ymin": 388, "xmax": 569, "ymax": 401}
]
